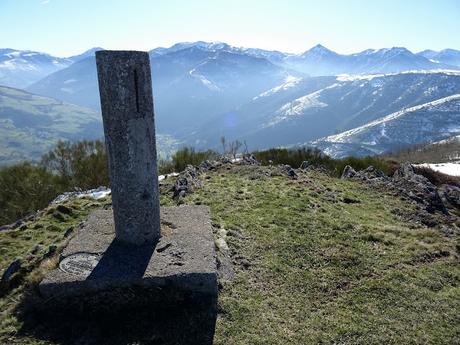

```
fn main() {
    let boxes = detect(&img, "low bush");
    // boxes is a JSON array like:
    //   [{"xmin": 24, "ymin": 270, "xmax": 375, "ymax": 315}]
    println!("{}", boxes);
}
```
[
  {"xmin": 0, "ymin": 162, "xmax": 62, "ymax": 225},
  {"xmin": 158, "ymin": 147, "xmax": 218, "ymax": 174},
  {"xmin": 385, "ymin": 138, "xmax": 460, "ymax": 163},
  {"xmin": 253, "ymin": 147, "xmax": 395, "ymax": 177},
  {"xmin": 41, "ymin": 140, "xmax": 109, "ymax": 190},
  {"xmin": 413, "ymin": 166, "xmax": 460, "ymax": 187}
]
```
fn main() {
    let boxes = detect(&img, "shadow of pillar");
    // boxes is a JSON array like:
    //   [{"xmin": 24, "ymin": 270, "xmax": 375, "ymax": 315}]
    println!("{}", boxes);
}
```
[{"xmin": 14, "ymin": 237, "xmax": 217, "ymax": 345}]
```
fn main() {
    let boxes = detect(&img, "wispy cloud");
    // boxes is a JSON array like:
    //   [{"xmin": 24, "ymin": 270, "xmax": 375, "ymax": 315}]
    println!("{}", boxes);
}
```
[{"xmin": 41, "ymin": 0, "xmax": 51, "ymax": 4}]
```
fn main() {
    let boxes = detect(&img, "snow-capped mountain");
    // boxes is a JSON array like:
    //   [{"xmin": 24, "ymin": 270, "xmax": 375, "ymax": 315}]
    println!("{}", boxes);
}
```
[
  {"xmin": 417, "ymin": 49, "xmax": 460, "ymax": 67},
  {"xmin": 67, "ymin": 47, "xmax": 104, "ymax": 63},
  {"xmin": 27, "ymin": 45, "xmax": 291, "ymax": 135},
  {"xmin": 191, "ymin": 71, "xmax": 460, "ymax": 150},
  {"xmin": 0, "ymin": 47, "xmax": 103, "ymax": 89},
  {"xmin": 4, "ymin": 42, "xmax": 460, "ymax": 160},
  {"xmin": 311, "ymin": 94, "xmax": 460, "ymax": 158},
  {"xmin": 284, "ymin": 45, "xmax": 458, "ymax": 76},
  {"xmin": 0, "ymin": 49, "xmax": 73, "ymax": 88}
]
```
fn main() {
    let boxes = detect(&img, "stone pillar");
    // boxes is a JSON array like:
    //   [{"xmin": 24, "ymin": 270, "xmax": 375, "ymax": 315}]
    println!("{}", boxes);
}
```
[{"xmin": 95, "ymin": 51, "xmax": 160, "ymax": 245}]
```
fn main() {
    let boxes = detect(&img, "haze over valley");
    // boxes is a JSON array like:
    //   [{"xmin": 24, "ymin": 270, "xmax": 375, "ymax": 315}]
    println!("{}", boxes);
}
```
[{"xmin": 1, "ymin": 42, "xmax": 460, "ymax": 164}]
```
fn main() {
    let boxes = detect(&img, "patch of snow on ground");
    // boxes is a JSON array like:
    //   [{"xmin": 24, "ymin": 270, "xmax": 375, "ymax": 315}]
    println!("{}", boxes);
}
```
[
  {"xmin": 336, "ymin": 69, "xmax": 460, "ymax": 82},
  {"xmin": 51, "ymin": 187, "xmax": 111, "ymax": 204},
  {"xmin": 60, "ymin": 87, "xmax": 74, "ymax": 94},
  {"xmin": 52, "ymin": 173, "xmax": 181, "ymax": 204},
  {"xmin": 189, "ymin": 68, "xmax": 221, "ymax": 91},
  {"xmin": 265, "ymin": 84, "xmax": 338, "ymax": 127},
  {"xmin": 317, "ymin": 94, "xmax": 460, "ymax": 144},
  {"xmin": 253, "ymin": 75, "xmax": 302, "ymax": 100},
  {"xmin": 158, "ymin": 172, "xmax": 179, "ymax": 181},
  {"xmin": 415, "ymin": 162, "xmax": 460, "ymax": 176}
]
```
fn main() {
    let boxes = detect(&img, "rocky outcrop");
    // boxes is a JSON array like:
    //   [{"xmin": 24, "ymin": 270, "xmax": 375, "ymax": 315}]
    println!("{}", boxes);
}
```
[
  {"xmin": 281, "ymin": 165, "xmax": 298, "ymax": 179},
  {"xmin": 1, "ymin": 258, "xmax": 22, "ymax": 284},
  {"xmin": 172, "ymin": 165, "xmax": 202, "ymax": 199},
  {"xmin": 341, "ymin": 163, "xmax": 457, "ymax": 223},
  {"xmin": 341, "ymin": 165, "xmax": 356, "ymax": 179},
  {"xmin": 242, "ymin": 154, "xmax": 260, "ymax": 166},
  {"xmin": 392, "ymin": 163, "xmax": 446, "ymax": 214},
  {"xmin": 299, "ymin": 161, "xmax": 310, "ymax": 169}
]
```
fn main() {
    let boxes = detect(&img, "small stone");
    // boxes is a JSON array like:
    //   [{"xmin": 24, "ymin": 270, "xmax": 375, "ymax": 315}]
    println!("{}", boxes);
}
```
[
  {"xmin": 64, "ymin": 227, "xmax": 74, "ymax": 238},
  {"xmin": 341, "ymin": 165, "xmax": 357, "ymax": 179},
  {"xmin": 299, "ymin": 161, "xmax": 310, "ymax": 169},
  {"xmin": 52, "ymin": 212, "xmax": 66, "ymax": 222},
  {"xmin": 43, "ymin": 245, "xmax": 57, "ymax": 259},
  {"xmin": 56, "ymin": 205, "xmax": 72, "ymax": 215},
  {"xmin": 243, "ymin": 154, "xmax": 260, "ymax": 165},
  {"xmin": 1, "ymin": 258, "xmax": 22, "ymax": 283},
  {"xmin": 282, "ymin": 165, "xmax": 298, "ymax": 179},
  {"xmin": 31, "ymin": 245, "xmax": 43, "ymax": 255}
]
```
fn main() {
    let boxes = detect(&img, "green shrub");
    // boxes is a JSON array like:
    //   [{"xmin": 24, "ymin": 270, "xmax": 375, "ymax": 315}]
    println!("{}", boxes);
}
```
[
  {"xmin": 385, "ymin": 138, "xmax": 460, "ymax": 163},
  {"xmin": 414, "ymin": 166, "xmax": 460, "ymax": 187},
  {"xmin": 253, "ymin": 147, "xmax": 395, "ymax": 177},
  {"xmin": 158, "ymin": 147, "xmax": 218, "ymax": 174},
  {"xmin": 41, "ymin": 140, "xmax": 109, "ymax": 190},
  {"xmin": 0, "ymin": 162, "xmax": 62, "ymax": 225}
]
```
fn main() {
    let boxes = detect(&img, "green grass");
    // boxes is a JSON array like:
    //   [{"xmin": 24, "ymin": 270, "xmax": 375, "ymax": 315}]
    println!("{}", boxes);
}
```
[
  {"xmin": 0, "ymin": 197, "xmax": 109, "ymax": 344},
  {"xmin": 186, "ymin": 165, "xmax": 460, "ymax": 345},
  {"xmin": 1, "ymin": 165, "xmax": 459, "ymax": 344},
  {"xmin": 0, "ymin": 86, "xmax": 180, "ymax": 166}
]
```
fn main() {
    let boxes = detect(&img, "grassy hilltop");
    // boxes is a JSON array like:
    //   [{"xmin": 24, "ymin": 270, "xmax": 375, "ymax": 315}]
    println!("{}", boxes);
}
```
[{"xmin": 0, "ymin": 163, "xmax": 459, "ymax": 344}]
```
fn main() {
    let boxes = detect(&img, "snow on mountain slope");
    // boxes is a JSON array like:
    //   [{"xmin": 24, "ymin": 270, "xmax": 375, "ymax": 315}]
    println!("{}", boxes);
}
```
[
  {"xmin": 312, "ymin": 94, "xmax": 460, "ymax": 158},
  {"xmin": 191, "ymin": 71, "xmax": 460, "ymax": 151},
  {"xmin": 418, "ymin": 49, "xmax": 460, "ymax": 67},
  {"xmin": 0, "ymin": 49, "xmax": 73, "ymax": 88}
]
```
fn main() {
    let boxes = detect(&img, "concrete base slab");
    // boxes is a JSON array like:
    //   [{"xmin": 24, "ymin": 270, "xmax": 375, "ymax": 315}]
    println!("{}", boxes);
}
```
[{"xmin": 38, "ymin": 205, "xmax": 217, "ymax": 311}]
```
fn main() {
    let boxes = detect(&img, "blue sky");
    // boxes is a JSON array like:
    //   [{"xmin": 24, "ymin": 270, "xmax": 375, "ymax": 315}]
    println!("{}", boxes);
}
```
[{"xmin": 1, "ymin": 0, "xmax": 459, "ymax": 57}]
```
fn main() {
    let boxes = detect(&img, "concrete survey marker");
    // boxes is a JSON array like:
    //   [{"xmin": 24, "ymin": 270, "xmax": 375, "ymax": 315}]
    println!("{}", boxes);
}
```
[
  {"xmin": 38, "ymin": 51, "xmax": 217, "ymax": 314},
  {"xmin": 59, "ymin": 253, "xmax": 101, "ymax": 276}
]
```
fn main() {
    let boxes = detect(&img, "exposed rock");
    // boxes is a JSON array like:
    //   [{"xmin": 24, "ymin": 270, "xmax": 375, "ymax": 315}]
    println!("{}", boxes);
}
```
[
  {"xmin": 392, "ymin": 163, "xmax": 446, "ymax": 214},
  {"xmin": 344, "ymin": 165, "xmax": 387, "ymax": 180},
  {"xmin": 31, "ymin": 245, "xmax": 44, "ymax": 255},
  {"xmin": 341, "ymin": 165, "xmax": 357, "ymax": 179},
  {"xmin": 438, "ymin": 184, "xmax": 460, "ymax": 209},
  {"xmin": 219, "ymin": 156, "xmax": 232, "ymax": 164},
  {"xmin": 299, "ymin": 161, "xmax": 310, "ymax": 169},
  {"xmin": 1, "ymin": 258, "xmax": 22, "ymax": 283},
  {"xmin": 342, "ymin": 163, "xmax": 453, "ymax": 221},
  {"xmin": 43, "ymin": 245, "xmax": 57, "ymax": 259},
  {"xmin": 51, "ymin": 211, "xmax": 66, "ymax": 222},
  {"xmin": 361, "ymin": 166, "xmax": 387, "ymax": 179},
  {"xmin": 172, "ymin": 165, "xmax": 202, "ymax": 198},
  {"xmin": 56, "ymin": 205, "xmax": 72, "ymax": 215},
  {"xmin": 242, "ymin": 154, "xmax": 260, "ymax": 165},
  {"xmin": 281, "ymin": 165, "xmax": 298, "ymax": 179},
  {"xmin": 199, "ymin": 160, "xmax": 216, "ymax": 172},
  {"xmin": 64, "ymin": 227, "xmax": 74, "ymax": 238}
]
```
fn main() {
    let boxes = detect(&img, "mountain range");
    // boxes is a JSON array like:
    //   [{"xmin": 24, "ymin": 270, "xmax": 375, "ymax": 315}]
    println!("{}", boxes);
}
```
[
  {"xmin": 0, "ymin": 48, "xmax": 103, "ymax": 89},
  {"xmin": 1, "ymin": 41, "xmax": 460, "ymax": 163},
  {"xmin": 312, "ymin": 94, "xmax": 460, "ymax": 158}
]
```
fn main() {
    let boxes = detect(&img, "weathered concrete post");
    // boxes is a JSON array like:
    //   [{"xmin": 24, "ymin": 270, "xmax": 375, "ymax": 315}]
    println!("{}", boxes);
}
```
[{"xmin": 95, "ymin": 51, "xmax": 160, "ymax": 245}]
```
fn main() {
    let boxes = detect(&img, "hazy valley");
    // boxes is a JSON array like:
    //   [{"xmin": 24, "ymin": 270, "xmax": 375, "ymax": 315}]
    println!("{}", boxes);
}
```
[{"xmin": 1, "ymin": 42, "xmax": 460, "ymax": 164}]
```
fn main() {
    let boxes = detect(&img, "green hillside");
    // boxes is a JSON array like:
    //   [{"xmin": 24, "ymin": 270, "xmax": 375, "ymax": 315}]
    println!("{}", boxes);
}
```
[
  {"xmin": 0, "ymin": 86, "xmax": 103, "ymax": 165},
  {"xmin": 0, "ymin": 86, "xmax": 181, "ymax": 165},
  {"xmin": 1, "ymin": 164, "xmax": 459, "ymax": 344}
]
